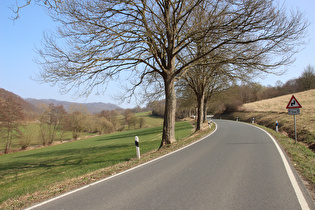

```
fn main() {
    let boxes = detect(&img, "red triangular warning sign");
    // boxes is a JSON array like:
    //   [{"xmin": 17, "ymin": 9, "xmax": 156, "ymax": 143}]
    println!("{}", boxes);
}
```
[{"xmin": 286, "ymin": 95, "xmax": 302, "ymax": 109}]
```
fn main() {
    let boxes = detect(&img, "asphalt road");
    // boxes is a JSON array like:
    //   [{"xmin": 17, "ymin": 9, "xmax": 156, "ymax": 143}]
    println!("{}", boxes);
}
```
[{"xmin": 28, "ymin": 120, "xmax": 315, "ymax": 210}]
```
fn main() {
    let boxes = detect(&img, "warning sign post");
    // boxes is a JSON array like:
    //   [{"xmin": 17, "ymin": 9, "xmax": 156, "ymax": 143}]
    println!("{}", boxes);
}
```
[{"xmin": 286, "ymin": 95, "xmax": 302, "ymax": 143}]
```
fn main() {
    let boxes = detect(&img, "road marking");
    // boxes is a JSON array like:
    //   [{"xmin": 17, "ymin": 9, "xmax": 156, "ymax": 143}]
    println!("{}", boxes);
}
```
[
  {"xmin": 25, "ymin": 124, "xmax": 218, "ymax": 209},
  {"xmin": 253, "ymin": 125, "xmax": 310, "ymax": 210}
]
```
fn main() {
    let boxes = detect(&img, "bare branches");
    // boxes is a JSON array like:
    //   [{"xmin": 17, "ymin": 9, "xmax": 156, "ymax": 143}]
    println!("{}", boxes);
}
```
[
  {"xmin": 11, "ymin": 0, "xmax": 307, "ymax": 146},
  {"xmin": 10, "ymin": 0, "xmax": 62, "ymax": 20},
  {"xmin": 10, "ymin": 0, "xmax": 308, "ymax": 101},
  {"xmin": 31, "ymin": 0, "xmax": 305, "ymax": 101}
]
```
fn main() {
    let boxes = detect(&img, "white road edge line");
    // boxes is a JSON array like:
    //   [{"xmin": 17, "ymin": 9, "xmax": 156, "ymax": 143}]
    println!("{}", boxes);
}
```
[
  {"xmin": 253, "ymin": 125, "xmax": 310, "ymax": 210},
  {"xmin": 25, "ymin": 124, "xmax": 218, "ymax": 210}
]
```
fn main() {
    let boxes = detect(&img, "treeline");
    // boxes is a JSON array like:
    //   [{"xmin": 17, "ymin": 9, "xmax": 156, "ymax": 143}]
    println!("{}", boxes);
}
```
[
  {"xmin": 150, "ymin": 65, "xmax": 315, "ymax": 118},
  {"xmin": 1, "ymin": 65, "xmax": 314, "ymax": 153},
  {"xmin": 0, "ymin": 98, "xmax": 147, "ymax": 154},
  {"xmin": 205, "ymin": 65, "xmax": 315, "ymax": 114}
]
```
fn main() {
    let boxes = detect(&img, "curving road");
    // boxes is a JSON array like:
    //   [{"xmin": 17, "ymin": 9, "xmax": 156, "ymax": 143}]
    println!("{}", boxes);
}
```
[{"xmin": 28, "ymin": 120, "xmax": 315, "ymax": 210}]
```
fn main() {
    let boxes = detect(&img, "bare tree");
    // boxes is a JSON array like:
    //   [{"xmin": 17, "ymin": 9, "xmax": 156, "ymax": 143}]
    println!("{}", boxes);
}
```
[
  {"xmin": 0, "ymin": 97, "xmax": 24, "ymax": 154},
  {"xmin": 180, "ymin": 61, "xmax": 234, "ymax": 131},
  {"xmin": 176, "ymin": 83, "xmax": 197, "ymax": 118},
  {"xmin": 175, "ymin": 0, "xmax": 308, "ymax": 131},
  {"xmin": 297, "ymin": 65, "xmax": 315, "ymax": 91},
  {"xmin": 64, "ymin": 104, "xmax": 89, "ymax": 140},
  {"xmin": 99, "ymin": 110, "xmax": 119, "ymax": 130},
  {"xmin": 202, "ymin": 68, "xmax": 232, "ymax": 121},
  {"xmin": 13, "ymin": 0, "xmax": 307, "ymax": 147},
  {"xmin": 39, "ymin": 103, "xmax": 66, "ymax": 145}
]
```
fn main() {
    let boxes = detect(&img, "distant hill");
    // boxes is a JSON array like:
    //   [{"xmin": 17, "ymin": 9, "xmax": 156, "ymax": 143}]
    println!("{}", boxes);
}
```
[
  {"xmin": 0, "ymin": 88, "xmax": 38, "ymax": 113},
  {"xmin": 0, "ymin": 88, "xmax": 122, "ymax": 114},
  {"xmin": 25, "ymin": 98, "xmax": 122, "ymax": 113}
]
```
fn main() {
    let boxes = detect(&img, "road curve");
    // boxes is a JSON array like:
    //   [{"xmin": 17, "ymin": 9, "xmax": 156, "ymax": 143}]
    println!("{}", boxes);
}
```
[{"xmin": 28, "ymin": 120, "xmax": 315, "ymax": 210}]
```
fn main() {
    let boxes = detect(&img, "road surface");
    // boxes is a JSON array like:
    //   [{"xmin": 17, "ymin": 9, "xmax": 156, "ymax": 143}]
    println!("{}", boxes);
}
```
[{"xmin": 28, "ymin": 120, "xmax": 315, "ymax": 210}]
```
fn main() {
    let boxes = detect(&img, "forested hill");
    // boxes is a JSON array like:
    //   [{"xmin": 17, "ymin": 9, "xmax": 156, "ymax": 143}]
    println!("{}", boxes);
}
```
[
  {"xmin": 26, "ymin": 98, "xmax": 122, "ymax": 113},
  {"xmin": 0, "ymin": 88, "xmax": 38, "ymax": 113},
  {"xmin": 0, "ymin": 88, "xmax": 122, "ymax": 114}
]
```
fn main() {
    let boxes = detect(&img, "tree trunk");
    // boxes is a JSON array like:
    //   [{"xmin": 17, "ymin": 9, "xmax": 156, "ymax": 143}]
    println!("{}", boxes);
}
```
[
  {"xmin": 5, "ymin": 128, "xmax": 11, "ymax": 154},
  {"xmin": 203, "ymin": 97, "xmax": 208, "ymax": 123},
  {"xmin": 196, "ymin": 92, "xmax": 205, "ymax": 131},
  {"xmin": 160, "ymin": 75, "xmax": 176, "ymax": 148}
]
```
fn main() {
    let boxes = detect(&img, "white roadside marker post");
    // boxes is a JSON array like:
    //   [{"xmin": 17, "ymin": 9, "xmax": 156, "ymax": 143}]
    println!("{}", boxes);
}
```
[
  {"xmin": 135, "ymin": 136, "xmax": 140, "ymax": 159},
  {"xmin": 276, "ymin": 121, "xmax": 279, "ymax": 133}
]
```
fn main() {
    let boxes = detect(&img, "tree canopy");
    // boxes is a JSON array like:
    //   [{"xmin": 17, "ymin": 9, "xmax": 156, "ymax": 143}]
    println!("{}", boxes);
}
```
[{"xmin": 12, "ymin": 0, "xmax": 308, "ymax": 147}]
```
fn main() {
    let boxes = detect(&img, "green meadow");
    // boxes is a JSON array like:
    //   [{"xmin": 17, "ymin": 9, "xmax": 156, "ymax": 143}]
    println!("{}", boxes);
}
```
[
  {"xmin": 0, "ymin": 111, "xmax": 162, "ymax": 153},
  {"xmin": 0, "ymin": 121, "xmax": 193, "ymax": 208}
]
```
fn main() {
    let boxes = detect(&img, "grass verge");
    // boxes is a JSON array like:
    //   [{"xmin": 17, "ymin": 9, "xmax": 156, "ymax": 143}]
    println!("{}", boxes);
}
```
[
  {"xmin": 218, "ymin": 112, "xmax": 315, "ymax": 146},
  {"xmin": 0, "ymin": 121, "xmax": 214, "ymax": 209},
  {"xmin": 257, "ymin": 125, "xmax": 315, "ymax": 200}
]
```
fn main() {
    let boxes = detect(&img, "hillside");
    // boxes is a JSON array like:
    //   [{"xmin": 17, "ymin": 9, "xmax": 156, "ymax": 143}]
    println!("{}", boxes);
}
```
[
  {"xmin": 240, "ymin": 89, "xmax": 315, "ymax": 136},
  {"xmin": 241, "ymin": 89, "xmax": 315, "ymax": 114},
  {"xmin": 0, "ymin": 88, "xmax": 38, "ymax": 113},
  {"xmin": 216, "ymin": 89, "xmax": 314, "ymax": 149},
  {"xmin": 26, "ymin": 98, "xmax": 122, "ymax": 113},
  {"xmin": 0, "ymin": 88, "xmax": 122, "ymax": 114}
]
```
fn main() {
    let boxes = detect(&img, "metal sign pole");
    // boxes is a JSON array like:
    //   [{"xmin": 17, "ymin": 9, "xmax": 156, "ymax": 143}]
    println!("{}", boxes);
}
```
[
  {"xmin": 286, "ymin": 95, "xmax": 302, "ymax": 144},
  {"xmin": 294, "ymin": 115, "xmax": 297, "ymax": 144}
]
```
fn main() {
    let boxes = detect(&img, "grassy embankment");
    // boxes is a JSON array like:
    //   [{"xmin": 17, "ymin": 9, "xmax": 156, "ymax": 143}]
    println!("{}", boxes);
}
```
[
  {"xmin": 239, "ymin": 89, "xmax": 315, "ymax": 145},
  {"xmin": 218, "ymin": 89, "xmax": 315, "ymax": 196},
  {"xmin": 0, "ymin": 113, "xmax": 213, "ymax": 209},
  {"xmin": 0, "ymin": 124, "xmax": 95, "ymax": 153},
  {"xmin": 0, "ymin": 111, "xmax": 162, "ymax": 153}
]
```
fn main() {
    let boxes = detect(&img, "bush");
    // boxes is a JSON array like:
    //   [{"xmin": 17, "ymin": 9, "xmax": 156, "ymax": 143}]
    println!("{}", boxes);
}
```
[{"xmin": 223, "ymin": 100, "xmax": 243, "ymax": 114}]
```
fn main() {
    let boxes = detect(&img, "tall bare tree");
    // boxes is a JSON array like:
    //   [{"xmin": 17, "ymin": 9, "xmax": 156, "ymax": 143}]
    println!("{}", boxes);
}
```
[
  {"xmin": 175, "ymin": 0, "xmax": 308, "ymax": 131},
  {"xmin": 181, "ymin": 61, "xmax": 234, "ymax": 131},
  {"xmin": 13, "ymin": 0, "xmax": 307, "ymax": 147},
  {"xmin": 0, "ymin": 97, "xmax": 24, "ymax": 153},
  {"xmin": 297, "ymin": 65, "xmax": 315, "ymax": 91},
  {"xmin": 39, "ymin": 103, "xmax": 66, "ymax": 145}
]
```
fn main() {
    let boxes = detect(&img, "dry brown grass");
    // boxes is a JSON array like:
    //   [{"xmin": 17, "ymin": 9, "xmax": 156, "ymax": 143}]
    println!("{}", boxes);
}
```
[
  {"xmin": 241, "ymin": 89, "xmax": 315, "ymax": 113},
  {"xmin": 240, "ymin": 89, "xmax": 315, "ymax": 140}
]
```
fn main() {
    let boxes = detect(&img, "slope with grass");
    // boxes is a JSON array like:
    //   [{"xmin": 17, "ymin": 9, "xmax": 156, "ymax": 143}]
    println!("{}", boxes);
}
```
[
  {"xmin": 235, "ymin": 89, "xmax": 315, "ymax": 146},
  {"xmin": 0, "ymin": 111, "xmax": 164, "ymax": 153},
  {"xmin": 135, "ymin": 112, "xmax": 164, "ymax": 127},
  {"xmin": 241, "ymin": 89, "xmax": 315, "ymax": 140},
  {"xmin": 0, "ymin": 120, "xmax": 194, "ymax": 208}
]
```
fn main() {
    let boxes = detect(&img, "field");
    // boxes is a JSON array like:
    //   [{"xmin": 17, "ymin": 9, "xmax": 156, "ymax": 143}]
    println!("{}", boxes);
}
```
[
  {"xmin": 135, "ymin": 112, "xmax": 164, "ymax": 127},
  {"xmin": 0, "ymin": 124, "xmax": 95, "ymax": 153},
  {"xmin": 0, "ymin": 118, "xmax": 195, "ymax": 208},
  {"xmin": 0, "ymin": 111, "xmax": 164, "ymax": 153}
]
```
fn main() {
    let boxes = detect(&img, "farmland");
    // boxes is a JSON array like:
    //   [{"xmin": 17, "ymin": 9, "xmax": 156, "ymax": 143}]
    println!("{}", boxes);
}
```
[{"xmin": 0, "ymin": 117, "xmax": 199, "ymax": 208}]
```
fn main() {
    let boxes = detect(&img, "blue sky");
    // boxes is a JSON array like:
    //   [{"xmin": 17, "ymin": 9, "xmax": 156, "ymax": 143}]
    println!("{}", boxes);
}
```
[{"xmin": 1, "ymin": 0, "xmax": 314, "ymax": 108}]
